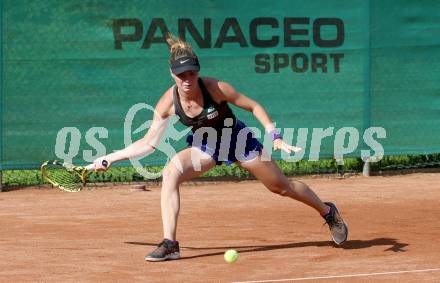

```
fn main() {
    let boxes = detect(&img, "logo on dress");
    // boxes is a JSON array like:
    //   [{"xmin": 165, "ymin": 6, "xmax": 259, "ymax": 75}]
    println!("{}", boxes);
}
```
[{"xmin": 206, "ymin": 106, "xmax": 218, "ymax": 119}]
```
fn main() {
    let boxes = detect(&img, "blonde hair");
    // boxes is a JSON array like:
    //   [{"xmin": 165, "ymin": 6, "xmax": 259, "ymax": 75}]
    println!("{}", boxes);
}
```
[{"xmin": 166, "ymin": 33, "xmax": 197, "ymax": 62}]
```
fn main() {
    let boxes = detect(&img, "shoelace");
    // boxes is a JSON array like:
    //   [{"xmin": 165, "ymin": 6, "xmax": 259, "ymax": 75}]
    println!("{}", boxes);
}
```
[
  {"xmin": 157, "ymin": 240, "xmax": 168, "ymax": 248},
  {"xmin": 323, "ymin": 213, "xmax": 343, "ymax": 228}
]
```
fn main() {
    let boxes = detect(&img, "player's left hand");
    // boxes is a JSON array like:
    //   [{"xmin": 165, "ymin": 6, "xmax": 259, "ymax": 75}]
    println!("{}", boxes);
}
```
[{"xmin": 273, "ymin": 138, "xmax": 303, "ymax": 153}]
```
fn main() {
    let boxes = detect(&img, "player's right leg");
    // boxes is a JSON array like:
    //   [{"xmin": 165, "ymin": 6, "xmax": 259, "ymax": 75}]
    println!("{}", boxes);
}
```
[{"xmin": 145, "ymin": 147, "xmax": 216, "ymax": 262}]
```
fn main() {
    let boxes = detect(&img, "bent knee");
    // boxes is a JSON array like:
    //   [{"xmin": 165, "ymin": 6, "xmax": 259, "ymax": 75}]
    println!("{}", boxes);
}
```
[
  {"xmin": 162, "ymin": 164, "xmax": 182, "ymax": 183},
  {"xmin": 277, "ymin": 188, "xmax": 290, "ymax": 197},
  {"xmin": 267, "ymin": 181, "xmax": 291, "ymax": 197}
]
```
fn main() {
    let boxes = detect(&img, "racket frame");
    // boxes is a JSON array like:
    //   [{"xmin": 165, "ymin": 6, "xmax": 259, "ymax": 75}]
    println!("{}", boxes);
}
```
[{"xmin": 40, "ymin": 160, "xmax": 91, "ymax": 192}]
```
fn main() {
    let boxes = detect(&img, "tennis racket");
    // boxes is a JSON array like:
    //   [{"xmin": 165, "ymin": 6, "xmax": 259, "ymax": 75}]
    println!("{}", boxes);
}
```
[{"xmin": 40, "ymin": 160, "xmax": 108, "ymax": 192}]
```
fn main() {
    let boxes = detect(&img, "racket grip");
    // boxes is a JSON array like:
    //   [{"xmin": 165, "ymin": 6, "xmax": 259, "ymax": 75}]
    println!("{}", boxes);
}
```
[
  {"xmin": 85, "ymin": 160, "xmax": 108, "ymax": 171},
  {"xmin": 85, "ymin": 164, "xmax": 95, "ymax": 170}
]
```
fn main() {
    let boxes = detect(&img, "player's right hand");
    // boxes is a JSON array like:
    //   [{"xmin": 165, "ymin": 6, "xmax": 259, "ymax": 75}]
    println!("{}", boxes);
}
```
[{"xmin": 93, "ymin": 156, "xmax": 112, "ymax": 171}]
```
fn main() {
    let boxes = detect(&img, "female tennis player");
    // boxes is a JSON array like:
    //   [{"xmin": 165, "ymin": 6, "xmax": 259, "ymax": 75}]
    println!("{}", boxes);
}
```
[{"xmin": 93, "ymin": 34, "xmax": 348, "ymax": 262}]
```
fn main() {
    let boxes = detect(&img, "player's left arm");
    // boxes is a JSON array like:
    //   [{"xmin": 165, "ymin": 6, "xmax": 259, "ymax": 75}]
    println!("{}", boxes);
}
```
[{"xmin": 216, "ymin": 81, "xmax": 302, "ymax": 153}]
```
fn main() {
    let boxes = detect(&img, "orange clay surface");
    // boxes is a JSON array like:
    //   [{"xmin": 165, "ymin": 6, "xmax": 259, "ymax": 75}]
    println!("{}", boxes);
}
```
[{"xmin": 1, "ymin": 173, "xmax": 440, "ymax": 282}]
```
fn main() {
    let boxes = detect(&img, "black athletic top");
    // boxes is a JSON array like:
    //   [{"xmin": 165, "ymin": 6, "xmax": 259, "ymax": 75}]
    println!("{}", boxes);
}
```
[{"xmin": 173, "ymin": 78, "xmax": 236, "ymax": 132}]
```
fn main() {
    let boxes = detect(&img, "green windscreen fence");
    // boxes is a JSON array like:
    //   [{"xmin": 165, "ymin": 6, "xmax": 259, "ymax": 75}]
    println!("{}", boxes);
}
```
[{"xmin": 0, "ymin": 0, "xmax": 439, "ymax": 170}]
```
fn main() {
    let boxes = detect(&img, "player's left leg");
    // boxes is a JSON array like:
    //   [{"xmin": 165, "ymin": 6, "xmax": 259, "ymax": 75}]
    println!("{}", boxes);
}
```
[
  {"xmin": 236, "ymin": 154, "xmax": 348, "ymax": 244},
  {"xmin": 237, "ymin": 154, "xmax": 329, "ymax": 214}
]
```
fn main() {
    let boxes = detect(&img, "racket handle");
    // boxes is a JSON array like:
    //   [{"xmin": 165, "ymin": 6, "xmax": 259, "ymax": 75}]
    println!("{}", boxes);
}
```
[{"xmin": 85, "ymin": 160, "xmax": 108, "ymax": 171}]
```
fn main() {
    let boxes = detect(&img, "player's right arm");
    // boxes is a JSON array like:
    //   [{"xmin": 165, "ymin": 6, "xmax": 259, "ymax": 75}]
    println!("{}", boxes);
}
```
[{"xmin": 93, "ymin": 88, "xmax": 174, "ymax": 170}]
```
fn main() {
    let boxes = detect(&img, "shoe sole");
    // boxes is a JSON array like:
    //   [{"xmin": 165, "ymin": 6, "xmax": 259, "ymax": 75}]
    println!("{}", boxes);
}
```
[
  {"xmin": 145, "ymin": 252, "xmax": 180, "ymax": 262},
  {"xmin": 325, "ymin": 202, "xmax": 348, "ymax": 245}
]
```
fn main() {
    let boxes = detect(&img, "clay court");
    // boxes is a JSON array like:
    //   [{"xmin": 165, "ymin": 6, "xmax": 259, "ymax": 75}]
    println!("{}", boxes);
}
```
[{"xmin": 1, "ymin": 173, "xmax": 440, "ymax": 282}]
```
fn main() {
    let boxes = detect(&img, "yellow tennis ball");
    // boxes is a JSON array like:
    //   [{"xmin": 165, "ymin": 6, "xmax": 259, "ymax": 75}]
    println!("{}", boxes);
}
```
[{"xmin": 224, "ymin": 249, "xmax": 239, "ymax": 263}]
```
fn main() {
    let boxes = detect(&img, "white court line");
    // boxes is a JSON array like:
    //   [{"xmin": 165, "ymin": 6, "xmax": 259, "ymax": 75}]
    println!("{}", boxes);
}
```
[{"xmin": 232, "ymin": 268, "xmax": 440, "ymax": 283}]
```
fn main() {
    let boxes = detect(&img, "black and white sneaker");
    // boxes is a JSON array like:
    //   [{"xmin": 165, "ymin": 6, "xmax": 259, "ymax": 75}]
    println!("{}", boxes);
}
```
[
  {"xmin": 145, "ymin": 239, "xmax": 180, "ymax": 262},
  {"xmin": 323, "ymin": 202, "xmax": 348, "ymax": 245}
]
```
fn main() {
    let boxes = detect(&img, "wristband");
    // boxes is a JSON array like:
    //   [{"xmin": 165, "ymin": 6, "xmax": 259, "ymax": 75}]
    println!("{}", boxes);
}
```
[{"xmin": 269, "ymin": 130, "xmax": 282, "ymax": 141}]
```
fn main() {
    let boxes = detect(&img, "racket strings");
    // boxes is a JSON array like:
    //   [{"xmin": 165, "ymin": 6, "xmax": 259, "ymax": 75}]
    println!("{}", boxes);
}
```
[{"xmin": 43, "ymin": 165, "xmax": 82, "ymax": 192}]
